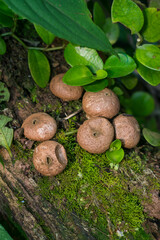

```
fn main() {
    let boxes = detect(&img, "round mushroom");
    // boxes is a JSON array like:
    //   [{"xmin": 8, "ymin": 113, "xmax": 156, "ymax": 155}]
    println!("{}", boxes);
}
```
[
  {"xmin": 22, "ymin": 112, "xmax": 57, "ymax": 141},
  {"xmin": 33, "ymin": 141, "xmax": 67, "ymax": 176},
  {"xmin": 113, "ymin": 114, "xmax": 140, "ymax": 149},
  {"xmin": 82, "ymin": 88, "xmax": 120, "ymax": 119},
  {"xmin": 50, "ymin": 73, "xmax": 83, "ymax": 101},
  {"xmin": 77, "ymin": 117, "xmax": 114, "ymax": 154}
]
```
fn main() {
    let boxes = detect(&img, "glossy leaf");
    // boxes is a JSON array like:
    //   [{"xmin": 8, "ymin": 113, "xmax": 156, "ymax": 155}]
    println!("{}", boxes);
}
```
[
  {"xmin": 83, "ymin": 78, "xmax": 108, "ymax": 92},
  {"xmin": 111, "ymin": 0, "xmax": 144, "ymax": 34},
  {"xmin": 110, "ymin": 139, "xmax": 122, "ymax": 151},
  {"xmin": 3, "ymin": 0, "xmax": 114, "ymax": 55},
  {"xmin": 0, "ymin": 37, "xmax": 6, "ymax": 55},
  {"xmin": 121, "ymin": 75, "xmax": 138, "ymax": 90},
  {"xmin": 34, "ymin": 24, "xmax": 55, "ymax": 45},
  {"xmin": 143, "ymin": 128, "xmax": 160, "ymax": 147},
  {"xmin": 104, "ymin": 53, "xmax": 136, "ymax": 78},
  {"xmin": 0, "ymin": 224, "xmax": 13, "ymax": 240},
  {"xmin": 0, "ymin": 115, "xmax": 12, "ymax": 128},
  {"xmin": 0, "ymin": 11, "xmax": 13, "ymax": 27},
  {"xmin": 28, "ymin": 50, "xmax": 50, "ymax": 88},
  {"xmin": 135, "ymin": 44, "xmax": 160, "ymax": 71},
  {"xmin": 64, "ymin": 43, "xmax": 103, "ymax": 73},
  {"xmin": 136, "ymin": 60, "xmax": 160, "ymax": 86},
  {"xmin": 102, "ymin": 18, "xmax": 119, "ymax": 45},
  {"xmin": 130, "ymin": 91, "xmax": 155, "ymax": 117},
  {"xmin": 113, "ymin": 86, "xmax": 123, "ymax": 96},
  {"xmin": 0, "ymin": 82, "xmax": 10, "ymax": 102},
  {"xmin": 63, "ymin": 65, "xmax": 94, "ymax": 86},
  {"xmin": 93, "ymin": 1, "xmax": 105, "ymax": 29},
  {"xmin": 141, "ymin": 8, "xmax": 160, "ymax": 42},
  {"xmin": 0, "ymin": 116, "xmax": 13, "ymax": 157},
  {"xmin": 93, "ymin": 70, "xmax": 108, "ymax": 80},
  {"xmin": 149, "ymin": 0, "xmax": 160, "ymax": 8},
  {"xmin": 0, "ymin": 0, "xmax": 14, "ymax": 17},
  {"xmin": 106, "ymin": 148, "xmax": 124, "ymax": 164}
]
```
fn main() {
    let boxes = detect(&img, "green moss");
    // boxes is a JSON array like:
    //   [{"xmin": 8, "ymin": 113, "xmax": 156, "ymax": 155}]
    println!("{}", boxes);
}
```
[
  {"xmin": 12, "ymin": 141, "xmax": 33, "ymax": 163},
  {"xmin": 37, "ymin": 119, "xmax": 159, "ymax": 239}
]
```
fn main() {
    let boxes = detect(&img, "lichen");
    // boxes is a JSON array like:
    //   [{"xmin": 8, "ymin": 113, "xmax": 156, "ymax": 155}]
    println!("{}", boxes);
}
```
[{"xmin": 36, "ymin": 119, "xmax": 159, "ymax": 239}]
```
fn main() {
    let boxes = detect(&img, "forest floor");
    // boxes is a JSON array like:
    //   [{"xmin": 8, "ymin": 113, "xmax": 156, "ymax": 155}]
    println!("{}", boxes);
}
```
[{"xmin": 0, "ymin": 36, "xmax": 160, "ymax": 240}]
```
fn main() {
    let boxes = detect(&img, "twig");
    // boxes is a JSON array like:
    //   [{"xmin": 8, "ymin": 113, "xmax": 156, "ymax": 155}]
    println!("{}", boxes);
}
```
[{"xmin": 63, "ymin": 107, "xmax": 83, "ymax": 120}]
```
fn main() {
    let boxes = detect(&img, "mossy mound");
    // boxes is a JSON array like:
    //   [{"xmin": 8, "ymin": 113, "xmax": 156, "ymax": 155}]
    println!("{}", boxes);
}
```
[{"xmin": 37, "ymin": 118, "xmax": 159, "ymax": 239}]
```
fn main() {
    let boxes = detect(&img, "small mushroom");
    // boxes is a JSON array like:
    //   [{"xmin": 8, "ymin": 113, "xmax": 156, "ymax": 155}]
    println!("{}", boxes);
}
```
[
  {"xmin": 22, "ymin": 112, "xmax": 57, "ymax": 141},
  {"xmin": 50, "ymin": 73, "xmax": 83, "ymax": 101},
  {"xmin": 77, "ymin": 117, "xmax": 114, "ymax": 154},
  {"xmin": 82, "ymin": 88, "xmax": 120, "ymax": 119},
  {"xmin": 33, "ymin": 141, "xmax": 67, "ymax": 176},
  {"xmin": 113, "ymin": 114, "xmax": 140, "ymax": 149}
]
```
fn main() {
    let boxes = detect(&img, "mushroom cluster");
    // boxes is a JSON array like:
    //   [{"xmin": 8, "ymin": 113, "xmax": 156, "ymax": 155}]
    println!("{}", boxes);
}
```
[
  {"xmin": 21, "ymin": 112, "xmax": 67, "ymax": 176},
  {"xmin": 48, "ymin": 74, "xmax": 140, "ymax": 154},
  {"xmin": 21, "ymin": 73, "xmax": 141, "ymax": 176}
]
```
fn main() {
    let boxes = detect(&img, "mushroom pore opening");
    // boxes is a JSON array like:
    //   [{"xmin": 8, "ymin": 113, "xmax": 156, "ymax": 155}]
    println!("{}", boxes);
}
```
[
  {"xmin": 46, "ymin": 156, "xmax": 53, "ymax": 165},
  {"xmin": 32, "ymin": 119, "xmax": 37, "ymax": 125},
  {"xmin": 55, "ymin": 145, "xmax": 67, "ymax": 166}
]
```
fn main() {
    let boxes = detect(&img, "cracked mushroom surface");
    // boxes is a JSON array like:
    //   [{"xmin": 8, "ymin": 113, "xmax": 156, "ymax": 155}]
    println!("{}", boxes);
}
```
[
  {"xmin": 22, "ymin": 112, "xmax": 57, "ymax": 141},
  {"xmin": 82, "ymin": 88, "xmax": 120, "ymax": 119},
  {"xmin": 77, "ymin": 117, "xmax": 114, "ymax": 154},
  {"xmin": 113, "ymin": 114, "xmax": 140, "ymax": 149},
  {"xmin": 33, "ymin": 141, "xmax": 68, "ymax": 176},
  {"xmin": 50, "ymin": 73, "xmax": 83, "ymax": 101}
]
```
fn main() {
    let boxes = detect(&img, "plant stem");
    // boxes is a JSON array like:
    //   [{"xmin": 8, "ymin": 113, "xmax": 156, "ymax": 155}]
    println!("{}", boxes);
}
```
[
  {"xmin": 12, "ymin": 33, "xmax": 28, "ymax": 49},
  {"xmin": 1, "ymin": 32, "xmax": 65, "ymax": 51},
  {"xmin": 136, "ymin": 33, "xmax": 143, "ymax": 47},
  {"xmin": 63, "ymin": 108, "xmax": 83, "ymax": 120},
  {"xmin": 64, "ymin": 130, "xmax": 78, "ymax": 136},
  {"xmin": 28, "ymin": 44, "xmax": 65, "ymax": 51}
]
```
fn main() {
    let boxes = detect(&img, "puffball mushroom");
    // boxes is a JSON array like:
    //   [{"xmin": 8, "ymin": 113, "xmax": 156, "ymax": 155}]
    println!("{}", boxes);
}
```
[
  {"xmin": 82, "ymin": 88, "xmax": 120, "ymax": 119},
  {"xmin": 77, "ymin": 117, "xmax": 114, "ymax": 154},
  {"xmin": 113, "ymin": 114, "xmax": 140, "ymax": 149},
  {"xmin": 33, "ymin": 141, "xmax": 68, "ymax": 176},
  {"xmin": 22, "ymin": 112, "xmax": 57, "ymax": 141},
  {"xmin": 50, "ymin": 73, "xmax": 83, "ymax": 101}
]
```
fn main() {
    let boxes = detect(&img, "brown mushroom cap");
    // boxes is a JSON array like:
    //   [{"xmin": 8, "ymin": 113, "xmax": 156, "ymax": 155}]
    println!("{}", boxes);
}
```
[
  {"xmin": 113, "ymin": 114, "xmax": 140, "ymax": 149},
  {"xmin": 33, "ymin": 141, "xmax": 67, "ymax": 176},
  {"xmin": 77, "ymin": 117, "xmax": 114, "ymax": 154},
  {"xmin": 50, "ymin": 73, "xmax": 83, "ymax": 101},
  {"xmin": 22, "ymin": 112, "xmax": 57, "ymax": 141},
  {"xmin": 82, "ymin": 88, "xmax": 120, "ymax": 119}
]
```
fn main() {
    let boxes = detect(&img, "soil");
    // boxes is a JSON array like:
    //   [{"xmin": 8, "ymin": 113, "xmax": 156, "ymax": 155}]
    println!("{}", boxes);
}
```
[{"xmin": 0, "ymin": 36, "xmax": 160, "ymax": 240}]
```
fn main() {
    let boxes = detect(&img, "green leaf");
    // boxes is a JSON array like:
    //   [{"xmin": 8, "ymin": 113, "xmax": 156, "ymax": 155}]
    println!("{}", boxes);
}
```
[
  {"xmin": 0, "ymin": 115, "xmax": 12, "ymax": 128},
  {"xmin": 63, "ymin": 65, "xmax": 95, "ymax": 86},
  {"xmin": 104, "ymin": 53, "xmax": 136, "ymax": 78},
  {"xmin": 64, "ymin": 43, "xmax": 103, "ymax": 74},
  {"xmin": 143, "ymin": 128, "xmax": 160, "ymax": 147},
  {"xmin": 149, "ymin": 0, "xmax": 160, "ymax": 8},
  {"xmin": 106, "ymin": 148, "xmax": 124, "ymax": 164},
  {"xmin": 141, "ymin": 8, "xmax": 160, "ymax": 43},
  {"xmin": 110, "ymin": 139, "xmax": 122, "ymax": 151},
  {"xmin": 0, "ymin": 81, "xmax": 10, "ymax": 102},
  {"xmin": 0, "ymin": 11, "xmax": 13, "ymax": 27},
  {"xmin": 28, "ymin": 50, "xmax": 50, "ymax": 88},
  {"xmin": 102, "ymin": 18, "xmax": 119, "ymax": 45},
  {"xmin": 111, "ymin": 0, "xmax": 144, "ymax": 34},
  {"xmin": 136, "ymin": 60, "xmax": 160, "ymax": 86},
  {"xmin": 121, "ymin": 74, "xmax": 138, "ymax": 90},
  {"xmin": 93, "ymin": 70, "xmax": 108, "ymax": 80},
  {"xmin": 83, "ymin": 78, "xmax": 108, "ymax": 92},
  {"xmin": 130, "ymin": 91, "xmax": 155, "ymax": 117},
  {"xmin": 93, "ymin": 2, "xmax": 106, "ymax": 29},
  {"xmin": 112, "ymin": 86, "xmax": 124, "ymax": 96},
  {"xmin": 135, "ymin": 44, "xmax": 160, "ymax": 71},
  {"xmin": 3, "ymin": 0, "xmax": 114, "ymax": 55},
  {"xmin": 0, "ymin": 224, "xmax": 13, "ymax": 240},
  {"xmin": 34, "ymin": 24, "xmax": 55, "ymax": 45},
  {"xmin": 0, "ymin": 0, "xmax": 14, "ymax": 17},
  {"xmin": 0, "ymin": 127, "xmax": 13, "ymax": 156},
  {"xmin": 0, "ymin": 37, "xmax": 6, "ymax": 55}
]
